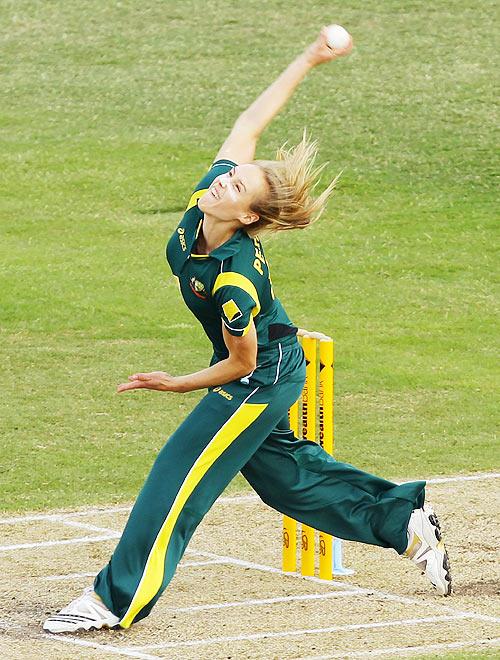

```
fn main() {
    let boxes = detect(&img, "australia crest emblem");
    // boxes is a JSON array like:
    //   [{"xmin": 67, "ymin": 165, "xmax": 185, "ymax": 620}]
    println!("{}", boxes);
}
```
[{"xmin": 189, "ymin": 277, "xmax": 208, "ymax": 300}]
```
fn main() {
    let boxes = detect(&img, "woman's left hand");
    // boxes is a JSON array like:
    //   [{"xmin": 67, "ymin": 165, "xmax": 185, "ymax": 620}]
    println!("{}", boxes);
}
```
[
  {"xmin": 305, "ymin": 26, "xmax": 353, "ymax": 67},
  {"xmin": 117, "ymin": 371, "xmax": 183, "ymax": 393}
]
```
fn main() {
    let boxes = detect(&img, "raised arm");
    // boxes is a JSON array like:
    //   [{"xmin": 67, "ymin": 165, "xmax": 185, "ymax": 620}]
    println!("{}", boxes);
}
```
[{"xmin": 214, "ymin": 25, "xmax": 353, "ymax": 164}]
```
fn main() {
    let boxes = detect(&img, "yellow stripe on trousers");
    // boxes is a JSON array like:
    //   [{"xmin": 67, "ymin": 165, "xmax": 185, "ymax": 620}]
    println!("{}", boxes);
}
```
[{"xmin": 119, "ymin": 395, "xmax": 268, "ymax": 628}]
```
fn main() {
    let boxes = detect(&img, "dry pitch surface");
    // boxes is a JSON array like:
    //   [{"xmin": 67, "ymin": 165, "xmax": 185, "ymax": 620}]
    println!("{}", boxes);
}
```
[{"xmin": 0, "ymin": 474, "xmax": 499, "ymax": 659}]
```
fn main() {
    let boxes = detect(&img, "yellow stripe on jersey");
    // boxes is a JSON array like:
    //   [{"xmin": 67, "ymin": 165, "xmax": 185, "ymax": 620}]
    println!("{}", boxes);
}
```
[
  {"xmin": 212, "ymin": 272, "xmax": 261, "ymax": 316},
  {"xmin": 185, "ymin": 189, "xmax": 208, "ymax": 212},
  {"xmin": 119, "ymin": 399, "xmax": 268, "ymax": 629},
  {"xmin": 223, "ymin": 317, "xmax": 253, "ymax": 337},
  {"xmin": 240, "ymin": 317, "xmax": 253, "ymax": 336}
]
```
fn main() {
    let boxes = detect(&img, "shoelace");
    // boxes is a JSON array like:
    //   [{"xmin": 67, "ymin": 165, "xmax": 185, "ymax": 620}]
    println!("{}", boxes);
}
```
[{"xmin": 61, "ymin": 588, "xmax": 107, "ymax": 617}]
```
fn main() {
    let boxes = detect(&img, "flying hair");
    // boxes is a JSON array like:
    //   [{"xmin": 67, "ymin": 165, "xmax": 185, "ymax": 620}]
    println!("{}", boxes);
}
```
[{"xmin": 247, "ymin": 129, "xmax": 341, "ymax": 237}]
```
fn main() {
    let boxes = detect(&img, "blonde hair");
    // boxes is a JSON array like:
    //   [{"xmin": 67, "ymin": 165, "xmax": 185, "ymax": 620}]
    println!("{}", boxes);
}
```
[{"xmin": 247, "ymin": 130, "xmax": 340, "ymax": 237}]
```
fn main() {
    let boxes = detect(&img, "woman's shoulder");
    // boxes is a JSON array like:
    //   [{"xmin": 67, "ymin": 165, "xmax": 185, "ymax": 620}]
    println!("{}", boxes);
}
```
[{"xmin": 221, "ymin": 232, "xmax": 271, "ymax": 291}]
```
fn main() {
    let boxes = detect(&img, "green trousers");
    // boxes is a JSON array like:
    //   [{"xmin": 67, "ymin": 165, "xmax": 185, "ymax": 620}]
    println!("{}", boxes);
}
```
[{"xmin": 94, "ymin": 338, "xmax": 425, "ymax": 627}]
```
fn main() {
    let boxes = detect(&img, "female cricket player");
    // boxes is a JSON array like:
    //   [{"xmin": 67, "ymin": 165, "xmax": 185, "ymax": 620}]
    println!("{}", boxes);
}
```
[{"xmin": 44, "ymin": 26, "xmax": 451, "ymax": 634}]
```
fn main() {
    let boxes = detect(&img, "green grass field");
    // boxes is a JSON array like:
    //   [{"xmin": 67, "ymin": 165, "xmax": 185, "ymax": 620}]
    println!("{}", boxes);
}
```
[{"xmin": 1, "ymin": 0, "xmax": 497, "ymax": 519}]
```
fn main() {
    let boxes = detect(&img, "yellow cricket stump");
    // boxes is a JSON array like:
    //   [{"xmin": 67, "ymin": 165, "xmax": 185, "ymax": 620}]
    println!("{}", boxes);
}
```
[
  {"xmin": 282, "ymin": 515, "xmax": 297, "ymax": 572},
  {"xmin": 300, "ymin": 337, "xmax": 316, "ymax": 576},
  {"xmin": 282, "ymin": 333, "xmax": 337, "ymax": 580},
  {"xmin": 318, "ymin": 338, "xmax": 334, "ymax": 580}
]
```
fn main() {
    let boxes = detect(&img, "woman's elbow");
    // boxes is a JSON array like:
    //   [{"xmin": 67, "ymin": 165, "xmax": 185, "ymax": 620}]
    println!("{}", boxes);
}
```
[
  {"xmin": 241, "ymin": 361, "xmax": 257, "ymax": 377},
  {"xmin": 233, "ymin": 356, "xmax": 257, "ymax": 378}
]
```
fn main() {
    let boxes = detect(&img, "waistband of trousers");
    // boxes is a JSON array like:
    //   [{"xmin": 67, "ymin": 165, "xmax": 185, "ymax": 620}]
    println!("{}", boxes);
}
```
[
  {"xmin": 211, "ymin": 333, "xmax": 300, "ymax": 364},
  {"xmin": 256, "ymin": 333, "xmax": 299, "ymax": 356}
]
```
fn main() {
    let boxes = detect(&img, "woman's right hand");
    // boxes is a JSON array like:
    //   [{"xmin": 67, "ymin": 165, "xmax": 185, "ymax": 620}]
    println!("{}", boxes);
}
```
[
  {"xmin": 117, "ymin": 371, "xmax": 184, "ymax": 393},
  {"xmin": 297, "ymin": 328, "xmax": 331, "ymax": 340},
  {"xmin": 305, "ymin": 26, "xmax": 353, "ymax": 67}
]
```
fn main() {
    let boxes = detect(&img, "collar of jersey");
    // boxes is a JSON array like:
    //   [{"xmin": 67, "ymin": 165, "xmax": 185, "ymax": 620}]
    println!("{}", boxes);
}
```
[{"xmin": 188, "ymin": 219, "xmax": 244, "ymax": 261}]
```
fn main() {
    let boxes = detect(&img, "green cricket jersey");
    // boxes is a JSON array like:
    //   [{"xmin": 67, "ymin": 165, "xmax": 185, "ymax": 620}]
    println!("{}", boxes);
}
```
[{"xmin": 166, "ymin": 159, "xmax": 297, "ymax": 362}]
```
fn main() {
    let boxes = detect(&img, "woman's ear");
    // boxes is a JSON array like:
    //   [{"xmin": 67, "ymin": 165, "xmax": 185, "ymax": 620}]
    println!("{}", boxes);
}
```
[{"xmin": 240, "ymin": 211, "xmax": 259, "ymax": 226}]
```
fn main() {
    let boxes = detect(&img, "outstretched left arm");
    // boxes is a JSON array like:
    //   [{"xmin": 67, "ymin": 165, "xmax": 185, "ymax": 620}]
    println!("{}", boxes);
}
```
[{"xmin": 117, "ymin": 321, "xmax": 257, "ymax": 394}]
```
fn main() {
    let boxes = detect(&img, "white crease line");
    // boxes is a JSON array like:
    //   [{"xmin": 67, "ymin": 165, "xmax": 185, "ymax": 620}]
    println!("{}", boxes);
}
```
[
  {"xmin": 53, "ymin": 518, "xmax": 122, "ymax": 534},
  {"xmin": 128, "ymin": 613, "xmax": 470, "ymax": 650},
  {"xmin": 425, "ymin": 472, "xmax": 500, "ymax": 484},
  {"xmin": 42, "ymin": 634, "xmax": 160, "ymax": 660},
  {"xmin": 0, "ymin": 507, "xmax": 133, "ymax": 525},
  {"xmin": 298, "ymin": 636, "xmax": 500, "ymax": 659},
  {"xmin": 181, "ymin": 548, "xmax": 500, "ymax": 624},
  {"xmin": 4, "ymin": 521, "xmax": 497, "ymax": 626},
  {"xmin": 3, "ymin": 494, "xmax": 498, "ymax": 627},
  {"xmin": 24, "ymin": 526, "xmax": 360, "ymax": 591},
  {"xmin": 41, "ymin": 559, "xmax": 229, "ymax": 581},
  {"xmin": 0, "ymin": 619, "xmax": 23, "ymax": 630},
  {"xmin": 180, "ymin": 558, "xmax": 228, "ymax": 567},
  {"xmin": 176, "ymin": 589, "xmax": 368, "ymax": 613},
  {"xmin": 185, "ymin": 548, "xmax": 357, "ymax": 589},
  {"xmin": 140, "ymin": 541, "xmax": 500, "ymax": 622},
  {"xmin": 0, "ymin": 494, "xmax": 258, "ymax": 525},
  {"xmin": 0, "ymin": 534, "xmax": 119, "ymax": 552},
  {"xmin": 1, "ymin": 472, "xmax": 499, "ymax": 526}
]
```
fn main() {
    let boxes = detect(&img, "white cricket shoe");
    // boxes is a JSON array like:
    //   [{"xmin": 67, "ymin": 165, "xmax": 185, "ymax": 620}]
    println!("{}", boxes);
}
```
[
  {"xmin": 43, "ymin": 587, "xmax": 120, "ymax": 633},
  {"xmin": 404, "ymin": 504, "xmax": 452, "ymax": 596}
]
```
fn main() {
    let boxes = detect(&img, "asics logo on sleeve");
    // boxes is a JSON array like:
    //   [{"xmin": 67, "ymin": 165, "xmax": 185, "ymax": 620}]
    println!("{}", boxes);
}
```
[{"xmin": 177, "ymin": 227, "xmax": 187, "ymax": 252}]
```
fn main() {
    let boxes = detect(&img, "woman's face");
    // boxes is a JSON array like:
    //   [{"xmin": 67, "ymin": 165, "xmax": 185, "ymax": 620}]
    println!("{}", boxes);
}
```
[{"xmin": 198, "ymin": 163, "xmax": 267, "ymax": 227}]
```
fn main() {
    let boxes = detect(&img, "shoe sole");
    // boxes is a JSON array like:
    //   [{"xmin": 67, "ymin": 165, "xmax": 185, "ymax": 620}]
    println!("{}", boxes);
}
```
[
  {"xmin": 43, "ymin": 621, "xmax": 120, "ymax": 634},
  {"xmin": 421, "ymin": 506, "xmax": 452, "ymax": 596}
]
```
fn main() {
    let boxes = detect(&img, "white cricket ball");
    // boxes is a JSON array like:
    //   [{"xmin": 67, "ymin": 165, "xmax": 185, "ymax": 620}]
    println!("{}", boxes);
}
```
[{"xmin": 325, "ymin": 24, "xmax": 351, "ymax": 51}]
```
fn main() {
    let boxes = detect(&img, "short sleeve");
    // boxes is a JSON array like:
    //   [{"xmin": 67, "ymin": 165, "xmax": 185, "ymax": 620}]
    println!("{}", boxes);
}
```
[
  {"xmin": 189, "ymin": 159, "xmax": 238, "ymax": 199},
  {"xmin": 183, "ymin": 159, "xmax": 238, "ymax": 218},
  {"xmin": 214, "ymin": 285, "xmax": 257, "ymax": 337}
]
